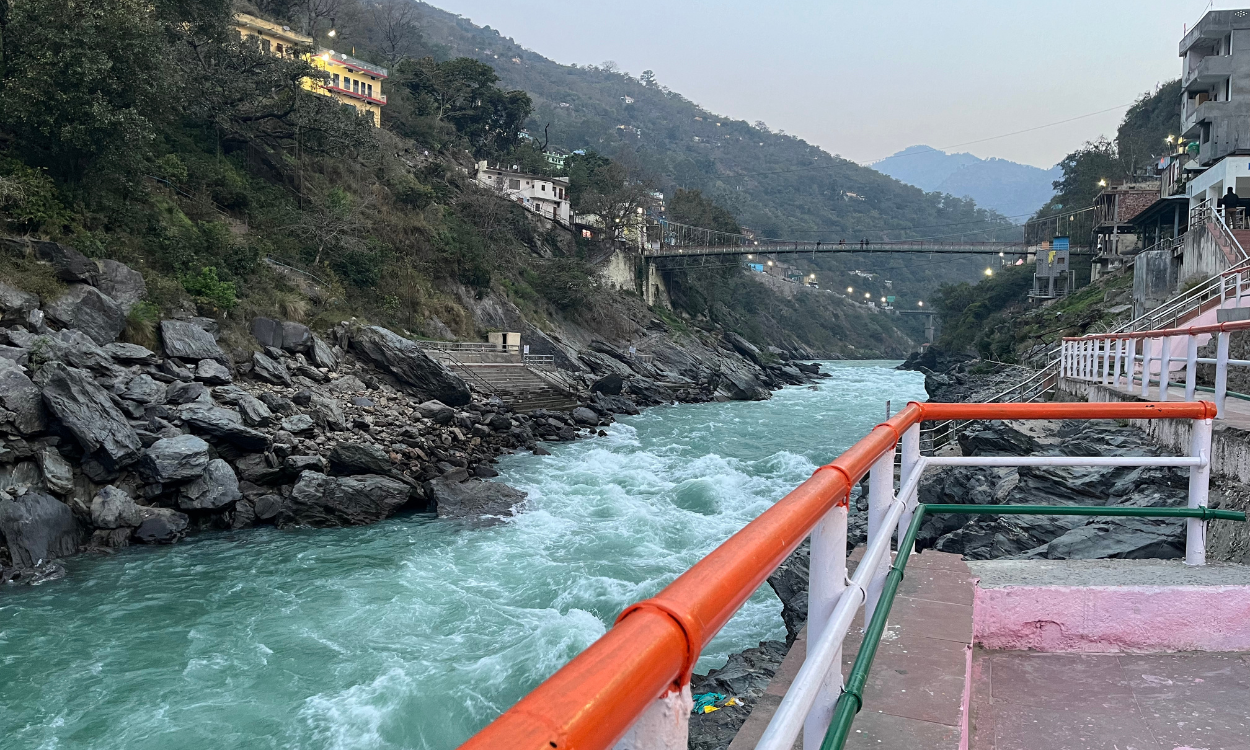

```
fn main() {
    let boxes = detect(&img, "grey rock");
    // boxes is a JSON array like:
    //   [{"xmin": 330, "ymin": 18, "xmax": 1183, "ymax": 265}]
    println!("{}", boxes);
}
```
[
  {"xmin": 959, "ymin": 423, "xmax": 1039, "ymax": 457},
  {"xmin": 688, "ymin": 641, "xmax": 788, "ymax": 750},
  {"xmin": 188, "ymin": 317, "xmax": 219, "ymax": 336},
  {"xmin": 416, "ymin": 400, "xmax": 455, "ymax": 425},
  {"xmin": 132, "ymin": 507, "xmax": 188, "ymax": 544},
  {"xmin": 0, "ymin": 281, "xmax": 40, "ymax": 326},
  {"xmin": 310, "ymin": 335, "xmax": 338, "ymax": 369},
  {"xmin": 90, "ymin": 485, "xmax": 146, "ymax": 529},
  {"xmin": 280, "ymin": 470, "xmax": 409, "ymax": 527},
  {"xmin": 0, "ymin": 489, "xmax": 79, "ymax": 567},
  {"xmin": 0, "ymin": 345, "xmax": 29, "ymax": 367},
  {"xmin": 179, "ymin": 459, "xmax": 242, "ymax": 510},
  {"xmin": 0, "ymin": 461, "xmax": 41, "ymax": 493},
  {"xmin": 139, "ymin": 434, "xmax": 210, "ymax": 483},
  {"xmin": 281, "ymin": 321, "xmax": 312, "ymax": 353},
  {"xmin": 234, "ymin": 453, "xmax": 293, "ymax": 486},
  {"xmin": 326, "ymin": 374, "xmax": 367, "ymax": 393},
  {"xmin": 426, "ymin": 477, "xmax": 526, "ymax": 524},
  {"xmin": 35, "ymin": 448, "xmax": 74, "ymax": 495},
  {"xmin": 165, "ymin": 381, "xmax": 208, "ymax": 405},
  {"xmin": 231, "ymin": 498, "xmax": 256, "ymax": 529},
  {"xmin": 251, "ymin": 351, "xmax": 291, "ymax": 386},
  {"xmin": 37, "ymin": 362, "xmax": 142, "ymax": 473},
  {"xmin": 350, "ymin": 326, "xmax": 470, "ymax": 406},
  {"xmin": 328, "ymin": 443, "xmax": 392, "ymax": 475},
  {"xmin": 194, "ymin": 358, "xmax": 232, "ymax": 385},
  {"xmin": 590, "ymin": 373, "xmax": 625, "ymax": 396},
  {"xmin": 160, "ymin": 319, "xmax": 224, "ymax": 361},
  {"xmin": 724, "ymin": 331, "xmax": 764, "ymax": 366},
  {"xmin": 0, "ymin": 359, "xmax": 47, "ymax": 435},
  {"xmin": 308, "ymin": 395, "xmax": 346, "ymax": 431},
  {"xmin": 29, "ymin": 240, "xmax": 97, "ymax": 284},
  {"xmin": 291, "ymin": 389, "xmax": 313, "ymax": 406},
  {"xmin": 94, "ymin": 259, "xmax": 146, "ymax": 313},
  {"xmin": 250, "ymin": 317, "xmax": 283, "ymax": 349},
  {"xmin": 767, "ymin": 541, "xmax": 810, "ymax": 643},
  {"xmin": 571, "ymin": 407, "xmax": 599, "ymax": 426},
  {"xmin": 122, "ymin": 374, "xmax": 166, "ymax": 404},
  {"xmin": 28, "ymin": 329, "xmax": 118, "ymax": 374},
  {"xmin": 235, "ymin": 393, "xmax": 274, "ymax": 427},
  {"xmin": 104, "ymin": 342, "xmax": 159, "ymax": 364},
  {"xmin": 281, "ymin": 414, "xmax": 315, "ymax": 434},
  {"xmin": 592, "ymin": 392, "xmax": 640, "ymax": 416},
  {"xmin": 487, "ymin": 413, "xmax": 512, "ymax": 432},
  {"xmin": 178, "ymin": 404, "xmax": 269, "ymax": 451},
  {"xmin": 44, "ymin": 284, "xmax": 127, "ymax": 345},
  {"xmin": 285, "ymin": 455, "xmax": 325, "ymax": 474},
  {"xmin": 253, "ymin": 494, "xmax": 283, "ymax": 520}
]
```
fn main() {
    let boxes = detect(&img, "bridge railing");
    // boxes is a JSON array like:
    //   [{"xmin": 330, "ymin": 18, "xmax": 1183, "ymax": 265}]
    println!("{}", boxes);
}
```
[
  {"xmin": 457, "ymin": 400, "xmax": 1227, "ymax": 750},
  {"xmin": 1061, "ymin": 319, "xmax": 1250, "ymax": 418}
]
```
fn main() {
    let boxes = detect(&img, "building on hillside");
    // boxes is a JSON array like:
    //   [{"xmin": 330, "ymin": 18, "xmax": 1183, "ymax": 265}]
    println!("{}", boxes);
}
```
[
  {"xmin": 474, "ymin": 163, "xmax": 571, "ymax": 224},
  {"xmin": 1089, "ymin": 181, "xmax": 1160, "ymax": 280},
  {"xmin": 544, "ymin": 150, "xmax": 569, "ymax": 170},
  {"xmin": 234, "ymin": 13, "xmax": 387, "ymax": 127}
]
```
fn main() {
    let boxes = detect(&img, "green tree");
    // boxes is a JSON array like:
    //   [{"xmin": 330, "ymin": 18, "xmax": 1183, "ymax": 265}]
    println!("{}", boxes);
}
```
[
  {"xmin": 668, "ymin": 188, "xmax": 740, "ymax": 234},
  {"xmin": 405, "ymin": 57, "xmax": 532, "ymax": 156},
  {"xmin": 0, "ymin": 0, "xmax": 163, "ymax": 180}
]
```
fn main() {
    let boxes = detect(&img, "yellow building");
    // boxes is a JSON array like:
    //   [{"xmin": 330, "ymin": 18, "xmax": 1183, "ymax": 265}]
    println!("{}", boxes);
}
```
[{"xmin": 234, "ymin": 13, "xmax": 387, "ymax": 127}]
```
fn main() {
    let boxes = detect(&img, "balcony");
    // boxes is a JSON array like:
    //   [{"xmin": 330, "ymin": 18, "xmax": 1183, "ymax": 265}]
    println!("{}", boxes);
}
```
[
  {"xmin": 1183, "ymin": 54, "xmax": 1232, "ymax": 91},
  {"xmin": 1182, "ymin": 98, "xmax": 1229, "ymax": 135},
  {"xmin": 322, "ymin": 50, "xmax": 388, "ymax": 79},
  {"xmin": 325, "ymin": 83, "xmax": 386, "ymax": 105}
]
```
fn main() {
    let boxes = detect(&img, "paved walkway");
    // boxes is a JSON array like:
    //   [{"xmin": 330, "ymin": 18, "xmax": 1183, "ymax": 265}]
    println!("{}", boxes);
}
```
[
  {"xmin": 969, "ymin": 650, "xmax": 1250, "ymax": 750},
  {"xmin": 1084, "ymin": 374, "xmax": 1250, "ymax": 432},
  {"xmin": 729, "ymin": 549, "xmax": 974, "ymax": 749}
]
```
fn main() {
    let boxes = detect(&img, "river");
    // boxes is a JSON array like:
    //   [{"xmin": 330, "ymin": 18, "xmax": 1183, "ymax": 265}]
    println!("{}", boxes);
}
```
[{"xmin": 0, "ymin": 361, "xmax": 926, "ymax": 750}]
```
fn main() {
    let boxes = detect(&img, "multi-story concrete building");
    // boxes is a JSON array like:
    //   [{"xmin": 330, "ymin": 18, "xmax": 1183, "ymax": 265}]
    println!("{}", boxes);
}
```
[
  {"xmin": 474, "ymin": 163, "xmax": 572, "ymax": 224},
  {"xmin": 234, "ymin": 14, "xmax": 387, "ymax": 126},
  {"xmin": 1180, "ymin": 9, "xmax": 1250, "ymax": 206}
]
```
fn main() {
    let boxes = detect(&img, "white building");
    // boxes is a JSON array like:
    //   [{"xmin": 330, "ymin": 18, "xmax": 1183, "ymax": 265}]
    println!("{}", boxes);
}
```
[{"xmin": 475, "ymin": 162, "xmax": 571, "ymax": 224}]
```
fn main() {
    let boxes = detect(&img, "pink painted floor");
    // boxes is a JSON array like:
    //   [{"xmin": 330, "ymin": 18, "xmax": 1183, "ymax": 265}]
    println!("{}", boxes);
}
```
[{"xmin": 968, "ymin": 649, "xmax": 1250, "ymax": 750}]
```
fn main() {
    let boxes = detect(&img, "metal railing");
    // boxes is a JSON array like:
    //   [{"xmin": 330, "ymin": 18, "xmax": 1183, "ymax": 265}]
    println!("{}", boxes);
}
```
[
  {"xmin": 919, "ymin": 363, "xmax": 1059, "ymax": 453},
  {"xmin": 457, "ymin": 400, "xmax": 1232, "ymax": 750},
  {"xmin": 1061, "ymin": 318, "xmax": 1250, "ymax": 418},
  {"xmin": 417, "ymin": 341, "xmax": 522, "ymax": 354}
]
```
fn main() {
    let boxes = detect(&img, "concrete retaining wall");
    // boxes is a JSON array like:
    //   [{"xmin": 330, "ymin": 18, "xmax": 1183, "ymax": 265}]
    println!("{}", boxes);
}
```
[{"xmin": 1056, "ymin": 377, "xmax": 1250, "ymax": 482}]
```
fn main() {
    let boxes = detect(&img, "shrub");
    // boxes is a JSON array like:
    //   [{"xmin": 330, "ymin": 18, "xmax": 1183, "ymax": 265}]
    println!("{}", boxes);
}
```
[
  {"xmin": 180, "ymin": 266, "xmax": 237, "ymax": 311},
  {"xmin": 123, "ymin": 301, "xmax": 161, "ymax": 347}
]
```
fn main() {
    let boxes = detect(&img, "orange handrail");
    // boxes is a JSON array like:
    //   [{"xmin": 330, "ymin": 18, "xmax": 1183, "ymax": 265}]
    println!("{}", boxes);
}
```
[
  {"xmin": 1062, "ymin": 319, "xmax": 1250, "ymax": 342},
  {"xmin": 458, "ymin": 400, "xmax": 1214, "ymax": 750}
]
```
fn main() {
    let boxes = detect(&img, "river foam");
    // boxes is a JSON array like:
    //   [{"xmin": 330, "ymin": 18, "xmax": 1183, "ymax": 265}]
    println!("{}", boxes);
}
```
[{"xmin": 0, "ymin": 361, "xmax": 925, "ymax": 749}]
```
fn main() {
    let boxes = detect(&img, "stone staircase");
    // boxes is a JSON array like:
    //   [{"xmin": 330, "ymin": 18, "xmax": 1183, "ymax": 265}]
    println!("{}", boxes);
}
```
[{"xmin": 448, "ymin": 363, "xmax": 579, "ymax": 412}]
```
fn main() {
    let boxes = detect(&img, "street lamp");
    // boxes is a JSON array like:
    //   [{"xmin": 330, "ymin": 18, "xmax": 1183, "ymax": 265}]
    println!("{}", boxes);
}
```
[
  {"xmin": 984, "ymin": 268, "xmax": 993, "ymax": 277},
  {"xmin": 864, "ymin": 292, "xmax": 871, "ymax": 299},
  {"xmin": 847, "ymin": 287, "xmax": 854, "ymax": 293},
  {"xmin": 1098, "ymin": 178, "xmax": 1107, "ymax": 187},
  {"xmin": 918, "ymin": 301, "xmax": 924, "ymax": 307}
]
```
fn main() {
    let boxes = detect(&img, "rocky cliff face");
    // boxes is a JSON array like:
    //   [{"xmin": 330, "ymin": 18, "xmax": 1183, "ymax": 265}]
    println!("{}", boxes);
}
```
[{"xmin": 0, "ymin": 241, "xmax": 826, "ymax": 584}]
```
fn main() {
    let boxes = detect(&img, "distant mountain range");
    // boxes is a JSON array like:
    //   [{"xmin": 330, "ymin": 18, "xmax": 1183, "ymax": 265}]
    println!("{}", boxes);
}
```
[{"xmin": 872, "ymin": 146, "xmax": 1061, "ymax": 222}]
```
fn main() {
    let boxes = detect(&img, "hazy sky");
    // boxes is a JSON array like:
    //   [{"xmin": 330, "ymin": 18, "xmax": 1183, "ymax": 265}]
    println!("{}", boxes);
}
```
[{"xmin": 425, "ymin": 0, "xmax": 1226, "ymax": 168}]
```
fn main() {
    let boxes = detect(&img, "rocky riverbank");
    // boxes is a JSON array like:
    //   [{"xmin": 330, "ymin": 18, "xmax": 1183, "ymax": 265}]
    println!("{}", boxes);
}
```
[{"xmin": 0, "ymin": 240, "xmax": 827, "ymax": 585}]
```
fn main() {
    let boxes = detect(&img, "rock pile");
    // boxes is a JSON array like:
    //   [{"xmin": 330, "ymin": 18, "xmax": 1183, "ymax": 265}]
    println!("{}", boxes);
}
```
[{"xmin": 1, "ymin": 243, "xmax": 828, "ymax": 584}]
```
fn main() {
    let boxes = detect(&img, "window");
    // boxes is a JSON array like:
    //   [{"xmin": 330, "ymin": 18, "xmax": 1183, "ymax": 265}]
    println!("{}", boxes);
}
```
[
  {"xmin": 276, "ymin": 43, "xmax": 284, "ymax": 55},
  {"xmin": 261, "ymin": 39, "xmax": 271, "ymax": 53},
  {"xmin": 353, "ymin": 79, "xmax": 359, "ymax": 94},
  {"xmin": 508, "ymin": 178, "xmax": 521, "ymax": 190},
  {"xmin": 366, "ymin": 84, "xmax": 373, "ymax": 98},
  {"xmin": 332, "ymin": 73, "xmax": 339, "ymax": 88},
  {"xmin": 541, "ymin": 184, "xmax": 546, "ymax": 192}
]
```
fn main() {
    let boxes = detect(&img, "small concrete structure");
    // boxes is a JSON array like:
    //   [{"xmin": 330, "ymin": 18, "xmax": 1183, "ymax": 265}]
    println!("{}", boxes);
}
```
[{"xmin": 474, "ymin": 163, "xmax": 571, "ymax": 224}]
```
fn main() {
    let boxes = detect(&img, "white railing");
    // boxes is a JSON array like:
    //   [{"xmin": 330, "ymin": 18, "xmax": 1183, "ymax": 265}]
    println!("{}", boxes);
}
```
[
  {"xmin": 1060, "ymin": 319, "xmax": 1250, "ymax": 418},
  {"xmin": 753, "ymin": 417, "xmax": 1213, "ymax": 750},
  {"xmin": 418, "ymin": 341, "xmax": 522, "ymax": 354}
]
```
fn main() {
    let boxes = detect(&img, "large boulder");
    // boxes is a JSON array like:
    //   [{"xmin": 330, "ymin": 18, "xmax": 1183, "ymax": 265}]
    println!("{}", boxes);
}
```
[
  {"xmin": 416, "ymin": 400, "xmax": 455, "ymax": 425},
  {"xmin": 177, "ymin": 404, "xmax": 269, "ymax": 451},
  {"xmin": 132, "ymin": 507, "xmax": 188, "ymax": 544},
  {"xmin": 90, "ymin": 485, "xmax": 147, "ymax": 529},
  {"xmin": 725, "ymin": 331, "xmax": 764, "ymax": 366},
  {"xmin": 250, "ymin": 317, "xmax": 283, "ymax": 349},
  {"xmin": 308, "ymin": 395, "xmax": 346, "ymax": 431},
  {"xmin": 32, "ymin": 329, "xmax": 118, "ymax": 374},
  {"xmin": 139, "ymin": 434, "xmax": 210, "ymax": 484},
  {"xmin": 251, "ymin": 351, "xmax": 291, "ymax": 386},
  {"xmin": 310, "ymin": 336, "xmax": 339, "ymax": 370},
  {"xmin": 280, "ymin": 470, "xmax": 409, "ymax": 527},
  {"xmin": 44, "ymin": 284, "xmax": 127, "ymax": 345},
  {"xmin": 36, "ymin": 362, "xmax": 142, "ymax": 474},
  {"xmin": 195, "ymin": 359, "xmax": 233, "ymax": 385},
  {"xmin": 104, "ymin": 342, "xmax": 159, "ymax": 365},
  {"xmin": 94, "ymin": 259, "xmax": 146, "ymax": 313},
  {"xmin": 281, "ymin": 321, "xmax": 312, "ymax": 353},
  {"xmin": 425, "ymin": 476, "xmax": 526, "ymax": 524},
  {"xmin": 212, "ymin": 388, "xmax": 275, "ymax": 427},
  {"xmin": 122, "ymin": 374, "xmax": 166, "ymax": 404},
  {"xmin": 166, "ymin": 381, "xmax": 208, "ymax": 405},
  {"xmin": 328, "ymin": 443, "xmax": 392, "ymax": 475},
  {"xmin": 0, "ymin": 359, "xmax": 47, "ymax": 435},
  {"xmin": 179, "ymin": 459, "xmax": 242, "ymax": 510},
  {"xmin": 0, "ymin": 490, "xmax": 79, "ymax": 568},
  {"xmin": 30, "ymin": 240, "xmax": 98, "ymax": 284},
  {"xmin": 350, "ymin": 326, "xmax": 471, "ymax": 406},
  {"xmin": 0, "ymin": 281, "xmax": 40, "ymax": 326},
  {"xmin": 160, "ymin": 319, "xmax": 224, "ymax": 361},
  {"xmin": 35, "ymin": 448, "xmax": 74, "ymax": 496}
]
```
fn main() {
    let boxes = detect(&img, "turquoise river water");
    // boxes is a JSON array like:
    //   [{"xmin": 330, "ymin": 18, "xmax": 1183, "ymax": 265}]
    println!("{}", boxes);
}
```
[{"xmin": 0, "ymin": 361, "xmax": 925, "ymax": 750}]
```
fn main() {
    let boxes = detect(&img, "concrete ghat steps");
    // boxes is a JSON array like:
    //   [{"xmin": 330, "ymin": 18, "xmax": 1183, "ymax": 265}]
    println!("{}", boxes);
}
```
[{"xmin": 447, "ymin": 363, "xmax": 579, "ymax": 411}]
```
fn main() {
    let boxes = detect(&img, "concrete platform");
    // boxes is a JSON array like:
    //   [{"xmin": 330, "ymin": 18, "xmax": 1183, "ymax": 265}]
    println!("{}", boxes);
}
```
[
  {"xmin": 728, "ymin": 549, "xmax": 975, "ymax": 750},
  {"xmin": 968, "ymin": 649, "xmax": 1250, "ymax": 750}
]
